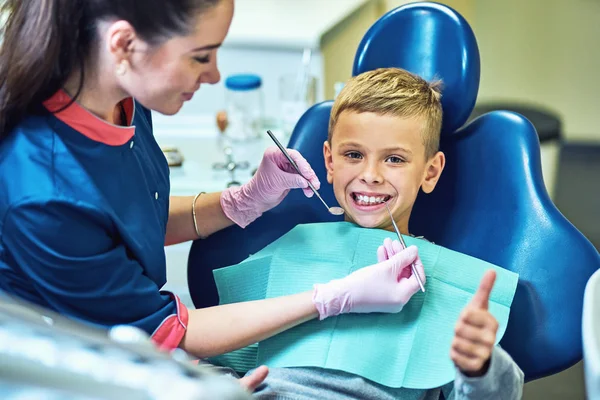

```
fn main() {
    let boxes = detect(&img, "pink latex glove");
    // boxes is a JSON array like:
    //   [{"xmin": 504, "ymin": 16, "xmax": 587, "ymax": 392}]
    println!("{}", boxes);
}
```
[
  {"xmin": 220, "ymin": 146, "xmax": 320, "ymax": 228},
  {"xmin": 377, "ymin": 237, "xmax": 416, "ymax": 280},
  {"xmin": 312, "ymin": 244, "xmax": 426, "ymax": 320}
]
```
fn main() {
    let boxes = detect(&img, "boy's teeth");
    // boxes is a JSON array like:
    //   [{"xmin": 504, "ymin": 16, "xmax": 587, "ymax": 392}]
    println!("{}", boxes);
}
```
[{"xmin": 356, "ymin": 194, "xmax": 387, "ymax": 204}]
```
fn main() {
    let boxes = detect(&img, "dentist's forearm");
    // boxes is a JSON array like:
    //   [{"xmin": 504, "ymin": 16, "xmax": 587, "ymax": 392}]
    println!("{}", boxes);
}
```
[
  {"xmin": 165, "ymin": 193, "xmax": 234, "ymax": 245},
  {"xmin": 180, "ymin": 291, "xmax": 318, "ymax": 358}
]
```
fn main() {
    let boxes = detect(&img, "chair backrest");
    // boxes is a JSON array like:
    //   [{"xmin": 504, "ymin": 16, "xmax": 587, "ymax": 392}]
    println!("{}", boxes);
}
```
[
  {"xmin": 352, "ymin": 1, "xmax": 479, "ymax": 135},
  {"xmin": 415, "ymin": 110, "xmax": 599, "ymax": 381},
  {"xmin": 187, "ymin": 1, "xmax": 600, "ymax": 382},
  {"xmin": 583, "ymin": 269, "xmax": 600, "ymax": 399}
]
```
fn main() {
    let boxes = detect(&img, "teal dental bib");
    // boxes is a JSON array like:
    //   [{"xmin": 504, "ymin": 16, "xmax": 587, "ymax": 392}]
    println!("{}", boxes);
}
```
[{"xmin": 211, "ymin": 222, "xmax": 518, "ymax": 389}]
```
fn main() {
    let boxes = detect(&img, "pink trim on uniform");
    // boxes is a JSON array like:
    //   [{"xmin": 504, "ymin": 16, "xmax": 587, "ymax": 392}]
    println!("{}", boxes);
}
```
[
  {"xmin": 151, "ymin": 293, "xmax": 189, "ymax": 351},
  {"xmin": 43, "ymin": 90, "xmax": 135, "ymax": 146}
]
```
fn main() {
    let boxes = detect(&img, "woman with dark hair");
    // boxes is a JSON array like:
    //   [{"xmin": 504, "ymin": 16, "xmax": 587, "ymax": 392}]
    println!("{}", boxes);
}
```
[{"xmin": 0, "ymin": 0, "xmax": 423, "ymax": 392}]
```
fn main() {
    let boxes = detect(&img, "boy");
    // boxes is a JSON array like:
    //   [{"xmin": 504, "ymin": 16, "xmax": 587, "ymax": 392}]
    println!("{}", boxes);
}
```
[{"xmin": 247, "ymin": 68, "xmax": 524, "ymax": 399}]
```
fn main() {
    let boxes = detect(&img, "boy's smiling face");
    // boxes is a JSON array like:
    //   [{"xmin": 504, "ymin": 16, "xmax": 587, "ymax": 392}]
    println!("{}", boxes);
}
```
[{"xmin": 324, "ymin": 110, "xmax": 445, "ymax": 233}]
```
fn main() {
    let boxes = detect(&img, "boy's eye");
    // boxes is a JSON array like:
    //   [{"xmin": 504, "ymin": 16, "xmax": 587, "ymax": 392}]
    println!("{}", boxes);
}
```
[
  {"xmin": 386, "ymin": 155, "xmax": 405, "ymax": 164},
  {"xmin": 345, "ymin": 151, "xmax": 363, "ymax": 160},
  {"xmin": 194, "ymin": 55, "xmax": 210, "ymax": 64}
]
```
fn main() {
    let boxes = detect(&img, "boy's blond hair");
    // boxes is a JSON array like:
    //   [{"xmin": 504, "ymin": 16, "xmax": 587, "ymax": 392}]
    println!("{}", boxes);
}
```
[{"xmin": 329, "ymin": 68, "xmax": 443, "ymax": 158}]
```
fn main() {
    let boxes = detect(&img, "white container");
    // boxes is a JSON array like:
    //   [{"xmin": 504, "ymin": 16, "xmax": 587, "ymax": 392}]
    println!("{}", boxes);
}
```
[
  {"xmin": 279, "ymin": 72, "xmax": 317, "ymax": 137},
  {"xmin": 224, "ymin": 74, "xmax": 264, "ymax": 141}
]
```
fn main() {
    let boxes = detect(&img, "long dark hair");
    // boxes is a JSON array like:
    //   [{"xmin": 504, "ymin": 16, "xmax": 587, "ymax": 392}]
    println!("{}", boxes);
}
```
[{"xmin": 0, "ymin": 0, "xmax": 221, "ymax": 138}]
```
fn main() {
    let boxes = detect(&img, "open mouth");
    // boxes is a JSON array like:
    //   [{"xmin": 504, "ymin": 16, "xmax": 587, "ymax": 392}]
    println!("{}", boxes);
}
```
[{"xmin": 351, "ymin": 193, "xmax": 392, "ymax": 206}]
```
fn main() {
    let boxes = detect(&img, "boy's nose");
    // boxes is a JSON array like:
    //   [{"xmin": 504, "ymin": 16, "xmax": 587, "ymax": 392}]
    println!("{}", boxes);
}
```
[{"xmin": 359, "ymin": 163, "xmax": 383, "ymax": 184}]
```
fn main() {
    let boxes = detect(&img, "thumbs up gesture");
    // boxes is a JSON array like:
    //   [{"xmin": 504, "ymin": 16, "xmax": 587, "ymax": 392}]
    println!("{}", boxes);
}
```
[{"xmin": 450, "ymin": 270, "xmax": 499, "ymax": 377}]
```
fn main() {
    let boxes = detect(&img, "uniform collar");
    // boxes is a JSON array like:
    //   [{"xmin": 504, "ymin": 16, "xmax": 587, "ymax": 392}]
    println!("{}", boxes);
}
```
[{"xmin": 43, "ymin": 90, "xmax": 136, "ymax": 146}]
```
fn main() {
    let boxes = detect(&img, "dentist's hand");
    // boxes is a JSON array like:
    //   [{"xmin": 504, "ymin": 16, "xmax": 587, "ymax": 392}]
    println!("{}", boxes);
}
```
[
  {"xmin": 378, "ymin": 237, "xmax": 422, "ymax": 280},
  {"xmin": 312, "ymin": 245, "xmax": 426, "ymax": 320},
  {"xmin": 220, "ymin": 146, "xmax": 320, "ymax": 228}
]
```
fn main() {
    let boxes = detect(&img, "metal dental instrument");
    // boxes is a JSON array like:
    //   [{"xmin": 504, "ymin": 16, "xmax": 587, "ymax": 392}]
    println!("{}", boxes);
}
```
[
  {"xmin": 266, "ymin": 130, "xmax": 345, "ymax": 216},
  {"xmin": 384, "ymin": 202, "xmax": 426, "ymax": 293}
]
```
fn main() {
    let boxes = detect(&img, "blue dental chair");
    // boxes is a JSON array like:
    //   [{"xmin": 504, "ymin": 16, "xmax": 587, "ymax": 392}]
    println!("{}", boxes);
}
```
[
  {"xmin": 188, "ymin": 2, "xmax": 600, "ymax": 382},
  {"xmin": 583, "ymin": 268, "xmax": 600, "ymax": 399}
]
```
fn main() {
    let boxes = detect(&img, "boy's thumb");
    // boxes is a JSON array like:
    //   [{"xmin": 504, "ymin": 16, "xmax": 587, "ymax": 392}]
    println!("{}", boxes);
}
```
[{"xmin": 470, "ymin": 270, "xmax": 496, "ymax": 310}]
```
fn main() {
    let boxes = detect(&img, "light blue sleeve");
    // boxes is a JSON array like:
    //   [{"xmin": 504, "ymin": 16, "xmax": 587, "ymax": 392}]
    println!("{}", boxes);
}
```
[{"xmin": 444, "ymin": 346, "xmax": 524, "ymax": 400}]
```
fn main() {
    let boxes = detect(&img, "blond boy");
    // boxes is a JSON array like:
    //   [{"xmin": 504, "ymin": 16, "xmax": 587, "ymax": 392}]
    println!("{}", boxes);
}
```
[{"xmin": 248, "ymin": 68, "xmax": 524, "ymax": 400}]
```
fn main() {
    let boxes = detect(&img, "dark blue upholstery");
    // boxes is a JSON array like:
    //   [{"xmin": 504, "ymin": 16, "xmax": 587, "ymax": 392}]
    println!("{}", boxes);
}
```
[
  {"xmin": 415, "ymin": 111, "xmax": 599, "ymax": 380},
  {"xmin": 353, "ymin": 1, "xmax": 480, "ymax": 134},
  {"xmin": 187, "ymin": 1, "xmax": 600, "ymax": 382}
]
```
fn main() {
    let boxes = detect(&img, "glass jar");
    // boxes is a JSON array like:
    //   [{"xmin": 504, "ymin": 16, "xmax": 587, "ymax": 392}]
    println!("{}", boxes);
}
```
[
  {"xmin": 278, "ymin": 73, "xmax": 317, "ymax": 138},
  {"xmin": 224, "ymin": 74, "xmax": 264, "ymax": 142}
]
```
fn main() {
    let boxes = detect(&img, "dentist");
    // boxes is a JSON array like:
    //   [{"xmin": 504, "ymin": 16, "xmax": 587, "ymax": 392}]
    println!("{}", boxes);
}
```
[{"xmin": 0, "ymin": 0, "xmax": 424, "ymax": 391}]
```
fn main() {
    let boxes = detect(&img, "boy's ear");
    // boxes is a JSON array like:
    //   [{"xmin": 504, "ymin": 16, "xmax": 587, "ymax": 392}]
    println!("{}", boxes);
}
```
[
  {"xmin": 323, "ymin": 140, "xmax": 334, "ymax": 184},
  {"xmin": 421, "ymin": 151, "xmax": 446, "ymax": 194}
]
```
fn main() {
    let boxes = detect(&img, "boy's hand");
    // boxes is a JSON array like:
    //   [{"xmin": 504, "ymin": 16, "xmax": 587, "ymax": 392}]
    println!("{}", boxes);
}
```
[
  {"xmin": 450, "ymin": 270, "xmax": 498, "ymax": 377},
  {"xmin": 239, "ymin": 365, "xmax": 269, "ymax": 392}
]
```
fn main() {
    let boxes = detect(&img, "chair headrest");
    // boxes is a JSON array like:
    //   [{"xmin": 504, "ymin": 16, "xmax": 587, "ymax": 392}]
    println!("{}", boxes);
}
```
[{"xmin": 352, "ymin": 2, "xmax": 480, "ymax": 134}]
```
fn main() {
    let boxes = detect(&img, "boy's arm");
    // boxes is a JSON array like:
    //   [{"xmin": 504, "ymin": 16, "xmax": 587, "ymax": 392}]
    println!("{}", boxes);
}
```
[{"xmin": 444, "ymin": 346, "xmax": 524, "ymax": 400}]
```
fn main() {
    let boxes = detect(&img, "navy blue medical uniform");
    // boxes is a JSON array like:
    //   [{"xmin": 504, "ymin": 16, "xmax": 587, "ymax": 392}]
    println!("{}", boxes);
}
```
[{"xmin": 0, "ymin": 90, "xmax": 187, "ymax": 349}]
